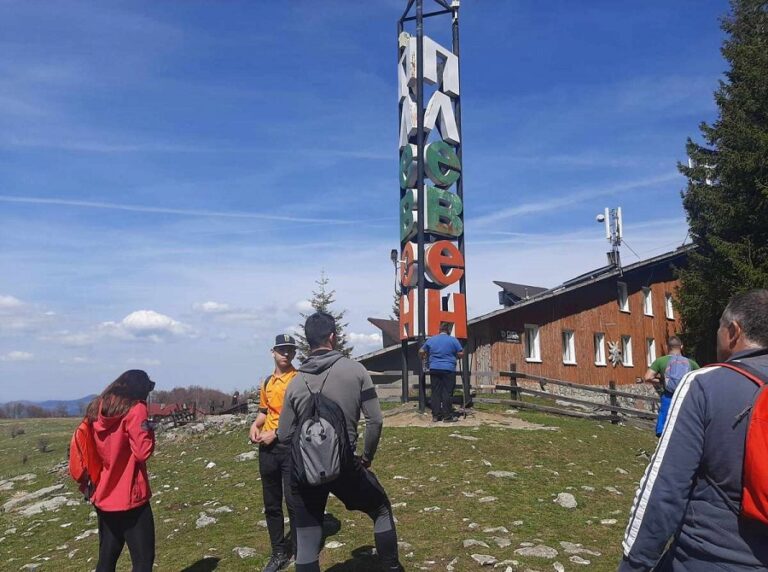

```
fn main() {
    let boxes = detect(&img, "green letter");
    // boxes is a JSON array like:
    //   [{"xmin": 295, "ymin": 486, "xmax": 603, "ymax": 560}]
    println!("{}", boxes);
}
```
[
  {"xmin": 425, "ymin": 140, "xmax": 461, "ymax": 189},
  {"xmin": 425, "ymin": 187, "xmax": 463, "ymax": 238},
  {"xmin": 400, "ymin": 190, "xmax": 417, "ymax": 242}
]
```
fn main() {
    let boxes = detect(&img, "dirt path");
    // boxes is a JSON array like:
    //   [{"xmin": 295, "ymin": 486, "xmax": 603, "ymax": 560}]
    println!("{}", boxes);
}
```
[{"xmin": 382, "ymin": 404, "xmax": 556, "ymax": 430}]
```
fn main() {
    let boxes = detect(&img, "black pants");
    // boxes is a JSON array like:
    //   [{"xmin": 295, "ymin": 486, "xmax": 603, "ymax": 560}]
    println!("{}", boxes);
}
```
[
  {"xmin": 430, "ymin": 370, "xmax": 454, "ymax": 419},
  {"xmin": 291, "ymin": 458, "xmax": 401, "ymax": 572},
  {"xmin": 260, "ymin": 442, "xmax": 296, "ymax": 556},
  {"xmin": 96, "ymin": 503, "xmax": 155, "ymax": 572}
]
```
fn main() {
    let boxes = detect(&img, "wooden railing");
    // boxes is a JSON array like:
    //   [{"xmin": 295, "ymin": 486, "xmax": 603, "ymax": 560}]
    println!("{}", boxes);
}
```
[{"xmin": 480, "ymin": 370, "xmax": 659, "ymax": 425}]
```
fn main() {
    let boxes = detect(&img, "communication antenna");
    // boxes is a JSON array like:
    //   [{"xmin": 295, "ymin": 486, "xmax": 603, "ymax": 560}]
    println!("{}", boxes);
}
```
[{"xmin": 595, "ymin": 207, "xmax": 623, "ymax": 269}]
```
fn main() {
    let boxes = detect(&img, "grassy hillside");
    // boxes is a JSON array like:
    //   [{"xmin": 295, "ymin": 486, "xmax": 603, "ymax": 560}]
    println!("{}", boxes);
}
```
[{"xmin": 0, "ymin": 409, "xmax": 656, "ymax": 571}]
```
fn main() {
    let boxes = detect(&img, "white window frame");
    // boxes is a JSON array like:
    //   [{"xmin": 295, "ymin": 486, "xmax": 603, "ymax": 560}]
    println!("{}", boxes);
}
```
[
  {"xmin": 643, "ymin": 287, "xmax": 653, "ymax": 316},
  {"xmin": 524, "ymin": 324, "xmax": 541, "ymax": 363},
  {"xmin": 618, "ymin": 282, "xmax": 630, "ymax": 313},
  {"xmin": 621, "ymin": 335, "xmax": 633, "ymax": 367},
  {"xmin": 594, "ymin": 332, "xmax": 606, "ymax": 366},
  {"xmin": 562, "ymin": 330, "xmax": 576, "ymax": 365},
  {"xmin": 646, "ymin": 337, "xmax": 657, "ymax": 367},
  {"xmin": 665, "ymin": 293, "xmax": 675, "ymax": 320}
]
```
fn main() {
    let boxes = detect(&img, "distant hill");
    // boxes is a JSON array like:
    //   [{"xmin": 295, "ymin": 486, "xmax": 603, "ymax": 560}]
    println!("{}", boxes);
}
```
[{"xmin": 0, "ymin": 394, "xmax": 98, "ymax": 418}]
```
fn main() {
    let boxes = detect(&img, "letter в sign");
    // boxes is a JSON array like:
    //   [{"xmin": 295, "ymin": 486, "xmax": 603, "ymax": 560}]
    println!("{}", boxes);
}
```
[
  {"xmin": 425, "ymin": 140, "xmax": 460, "ymax": 189},
  {"xmin": 425, "ymin": 187, "xmax": 463, "ymax": 239}
]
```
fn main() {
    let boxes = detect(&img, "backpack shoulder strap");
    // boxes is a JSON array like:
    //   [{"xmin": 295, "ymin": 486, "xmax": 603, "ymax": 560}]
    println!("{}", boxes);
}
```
[
  {"xmin": 711, "ymin": 362, "xmax": 766, "ymax": 388},
  {"xmin": 301, "ymin": 362, "xmax": 336, "ymax": 395}
]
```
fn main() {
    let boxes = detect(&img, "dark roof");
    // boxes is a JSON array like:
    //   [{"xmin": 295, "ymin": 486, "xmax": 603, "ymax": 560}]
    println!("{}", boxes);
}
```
[
  {"xmin": 356, "ymin": 245, "xmax": 694, "ymax": 363},
  {"xmin": 367, "ymin": 318, "xmax": 400, "ymax": 343},
  {"xmin": 469, "ymin": 245, "xmax": 694, "ymax": 326},
  {"xmin": 493, "ymin": 281, "xmax": 548, "ymax": 300}
]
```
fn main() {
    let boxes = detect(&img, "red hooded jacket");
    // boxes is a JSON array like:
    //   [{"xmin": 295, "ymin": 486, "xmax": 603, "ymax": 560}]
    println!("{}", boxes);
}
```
[{"xmin": 91, "ymin": 401, "xmax": 155, "ymax": 511}]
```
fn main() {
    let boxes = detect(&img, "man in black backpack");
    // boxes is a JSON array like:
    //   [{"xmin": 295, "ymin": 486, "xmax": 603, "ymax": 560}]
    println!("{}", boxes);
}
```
[{"xmin": 277, "ymin": 312, "xmax": 404, "ymax": 572}]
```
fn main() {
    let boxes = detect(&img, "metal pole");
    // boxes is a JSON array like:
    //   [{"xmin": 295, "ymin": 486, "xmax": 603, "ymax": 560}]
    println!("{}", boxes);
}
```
[
  {"xmin": 415, "ymin": 0, "xmax": 427, "ymax": 414},
  {"xmin": 398, "ymin": 17, "xmax": 410, "ymax": 404},
  {"xmin": 451, "ymin": 3, "xmax": 471, "ymax": 407}
]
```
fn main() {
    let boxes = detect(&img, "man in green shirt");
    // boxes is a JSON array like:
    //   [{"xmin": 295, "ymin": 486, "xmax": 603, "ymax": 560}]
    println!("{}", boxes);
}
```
[{"xmin": 640, "ymin": 336, "xmax": 700, "ymax": 437}]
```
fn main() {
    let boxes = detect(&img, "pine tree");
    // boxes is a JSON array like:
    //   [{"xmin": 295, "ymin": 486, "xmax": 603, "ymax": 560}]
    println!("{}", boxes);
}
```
[
  {"xmin": 390, "ymin": 291, "xmax": 401, "ymax": 320},
  {"xmin": 296, "ymin": 271, "xmax": 354, "ymax": 359},
  {"xmin": 677, "ymin": 0, "xmax": 768, "ymax": 363}
]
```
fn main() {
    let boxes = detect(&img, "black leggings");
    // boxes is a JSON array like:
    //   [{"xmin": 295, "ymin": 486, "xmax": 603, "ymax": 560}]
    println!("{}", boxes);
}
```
[{"xmin": 96, "ymin": 503, "xmax": 155, "ymax": 572}]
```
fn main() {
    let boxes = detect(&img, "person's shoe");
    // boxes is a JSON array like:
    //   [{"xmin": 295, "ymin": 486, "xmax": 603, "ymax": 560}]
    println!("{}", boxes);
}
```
[
  {"xmin": 262, "ymin": 552, "xmax": 292, "ymax": 572},
  {"xmin": 442, "ymin": 416, "xmax": 458, "ymax": 423},
  {"xmin": 432, "ymin": 415, "xmax": 442, "ymax": 422}
]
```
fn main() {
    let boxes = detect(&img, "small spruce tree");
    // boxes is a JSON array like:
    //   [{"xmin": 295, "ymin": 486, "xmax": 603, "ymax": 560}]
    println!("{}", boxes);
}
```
[
  {"xmin": 677, "ymin": 0, "xmax": 768, "ymax": 363},
  {"xmin": 296, "ymin": 271, "xmax": 354, "ymax": 359},
  {"xmin": 390, "ymin": 291, "xmax": 401, "ymax": 320}
]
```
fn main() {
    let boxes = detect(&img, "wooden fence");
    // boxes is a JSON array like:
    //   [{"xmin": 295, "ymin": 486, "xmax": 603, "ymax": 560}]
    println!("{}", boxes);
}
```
[{"xmin": 476, "ymin": 370, "xmax": 660, "ymax": 427}]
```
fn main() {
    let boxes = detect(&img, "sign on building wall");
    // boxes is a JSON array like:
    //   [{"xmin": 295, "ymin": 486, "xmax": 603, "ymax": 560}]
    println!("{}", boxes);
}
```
[{"xmin": 398, "ymin": 28, "xmax": 467, "ymax": 341}]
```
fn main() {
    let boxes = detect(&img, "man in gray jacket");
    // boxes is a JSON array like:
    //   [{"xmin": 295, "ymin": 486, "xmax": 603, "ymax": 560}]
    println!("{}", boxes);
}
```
[
  {"xmin": 277, "ymin": 311, "xmax": 404, "ymax": 572},
  {"xmin": 619, "ymin": 289, "xmax": 768, "ymax": 571}
]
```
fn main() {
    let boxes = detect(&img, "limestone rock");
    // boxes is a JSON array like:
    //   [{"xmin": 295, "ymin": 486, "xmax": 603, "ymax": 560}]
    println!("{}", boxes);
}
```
[
  {"xmin": 235, "ymin": 451, "xmax": 258, "ymax": 462},
  {"xmin": 233, "ymin": 547, "xmax": 258, "ymax": 559},
  {"xmin": 553, "ymin": 493, "xmax": 577, "ymax": 509},
  {"xmin": 487, "ymin": 471, "xmax": 517, "ymax": 479},
  {"xmin": 471, "ymin": 554, "xmax": 497, "ymax": 566},
  {"xmin": 196, "ymin": 513, "xmax": 217, "ymax": 528},
  {"xmin": 514, "ymin": 545, "xmax": 558, "ymax": 559}
]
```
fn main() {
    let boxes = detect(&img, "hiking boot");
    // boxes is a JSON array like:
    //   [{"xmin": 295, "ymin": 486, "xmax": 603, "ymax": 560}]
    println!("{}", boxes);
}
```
[
  {"xmin": 262, "ymin": 552, "xmax": 292, "ymax": 572},
  {"xmin": 442, "ymin": 416, "xmax": 458, "ymax": 423},
  {"xmin": 432, "ymin": 415, "xmax": 442, "ymax": 422}
]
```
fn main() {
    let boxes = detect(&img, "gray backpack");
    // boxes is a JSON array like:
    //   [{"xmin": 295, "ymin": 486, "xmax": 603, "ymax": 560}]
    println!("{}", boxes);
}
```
[{"xmin": 291, "ymin": 366, "xmax": 352, "ymax": 487}]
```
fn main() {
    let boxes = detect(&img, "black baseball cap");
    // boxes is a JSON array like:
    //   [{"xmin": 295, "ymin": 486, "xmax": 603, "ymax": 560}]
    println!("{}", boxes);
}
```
[{"xmin": 273, "ymin": 334, "xmax": 298, "ymax": 349}]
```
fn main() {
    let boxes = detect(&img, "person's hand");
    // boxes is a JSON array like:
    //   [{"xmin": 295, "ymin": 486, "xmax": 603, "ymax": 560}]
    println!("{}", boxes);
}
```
[
  {"xmin": 358, "ymin": 456, "xmax": 371, "ymax": 469},
  {"xmin": 248, "ymin": 422, "xmax": 261, "ymax": 444},
  {"xmin": 259, "ymin": 430, "xmax": 277, "ymax": 446}
]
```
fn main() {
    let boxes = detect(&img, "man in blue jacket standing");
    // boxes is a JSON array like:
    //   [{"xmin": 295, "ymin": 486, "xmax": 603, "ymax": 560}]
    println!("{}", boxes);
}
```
[
  {"xmin": 619, "ymin": 289, "xmax": 768, "ymax": 571},
  {"xmin": 419, "ymin": 322, "xmax": 465, "ymax": 423}
]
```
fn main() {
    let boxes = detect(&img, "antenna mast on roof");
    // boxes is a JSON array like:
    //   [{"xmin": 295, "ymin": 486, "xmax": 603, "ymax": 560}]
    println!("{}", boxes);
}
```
[{"xmin": 596, "ymin": 207, "xmax": 623, "ymax": 269}]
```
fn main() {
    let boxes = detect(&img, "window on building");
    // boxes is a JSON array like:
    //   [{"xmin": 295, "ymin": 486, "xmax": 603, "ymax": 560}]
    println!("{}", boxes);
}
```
[
  {"xmin": 622, "ymin": 335, "xmax": 633, "ymax": 367},
  {"xmin": 618, "ymin": 282, "xmax": 630, "ymax": 313},
  {"xmin": 594, "ymin": 332, "xmax": 606, "ymax": 366},
  {"xmin": 524, "ymin": 324, "xmax": 541, "ymax": 362},
  {"xmin": 562, "ymin": 330, "xmax": 576, "ymax": 365},
  {"xmin": 665, "ymin": 293, "xmax": 675, "ymax": 320},
  {"xmin": 643, "ymin": 287, "xmax": 653, "ymax": 316},
  {"xmin": 646, "ymin": 338, "xmax": 657, "ymax": 367}
]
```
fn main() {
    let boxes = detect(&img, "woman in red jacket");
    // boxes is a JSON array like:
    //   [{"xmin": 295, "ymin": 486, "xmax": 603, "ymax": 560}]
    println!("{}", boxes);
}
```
[{"xmin": 88, "ymin": 370, "xmax": 156, "ymax": 572}]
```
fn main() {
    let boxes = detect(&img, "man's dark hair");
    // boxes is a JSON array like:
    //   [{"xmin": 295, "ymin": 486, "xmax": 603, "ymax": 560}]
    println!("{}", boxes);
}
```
[
  {"xmin": 667, "ymin": 336, "xmax": 683, "ymax": 349},
  {"xmin": 304, "ymin": 311, "xmax": 337, "ymax": 350},
  {"xmin": 720, "ymin": 289, "xmax": 768, "ymax": 348},
  {"xmin": 439, "ymin": 321, "xmax": 453, "ymax": 334}
]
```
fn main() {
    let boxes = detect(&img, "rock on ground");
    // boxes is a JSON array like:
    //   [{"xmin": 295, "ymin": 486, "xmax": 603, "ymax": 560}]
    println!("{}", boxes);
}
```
[
  {"xmin": 196, "ymin": 513, "xmax": 217, "ymax": 529},
  {"xmin": 235, "ymin": 451, "xmax": 258, "ymax": 462},
  {"xmin": 553, "ymin": 492, "xmax": 577, "ymax": 509},
  {"xmin": 233, "ymin": 547, "xmax": 258, "ymax": 559},
  {"xmin": 463, "ymin": 539, "xmax": 489, "ymax": 548},
  {"xmin": 18, "ymin": 496, "xmax": 78, "ymax": 517},
  {"xmin": 471, "ymin": 554, "xmax": 497, "ymax": 566},
  {"xmin": 2, "ymin": 484, "xmax": 65, "ymax": 512},
  {"xmin": 487, "ymin": 471, "xmax": 517, "ymax": 479},
  {"xmin": 514, "ymin": 545, "xmax": 559, "ymax": 559}
]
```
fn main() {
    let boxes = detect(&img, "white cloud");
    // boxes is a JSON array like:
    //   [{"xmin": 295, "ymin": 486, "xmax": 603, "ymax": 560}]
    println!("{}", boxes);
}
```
[
  {"xmin": 100, "ymin": 310, "xmax": 194, "ymax": 342},
  {"xmin": 1, "ymin": 350, "xmax": 34, "ymax": 362},
  {"xmin": 295, "ymin": 300, "xmax": 314, "ymax": 312},
  {"xmin": 0, "ymin": 294, "xmax": 54, "ymax": 333},
  {"xmin": 0, "ymin": 295, "xmax": 23, "ymax": 308},
  {"xmin": 194, "ymin": 301, "xmax": 232, "ymax": 314},
  {"xmin": 347, "ymin": 332, "xmax": 383, "ymax": 355},
  {"xmin": 193, "ymin": 300, "xmax": 264, "ymax": 324}
]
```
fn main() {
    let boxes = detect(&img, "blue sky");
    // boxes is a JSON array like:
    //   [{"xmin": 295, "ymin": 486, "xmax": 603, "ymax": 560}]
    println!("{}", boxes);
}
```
[{"xmin": 0, "ymin": 1, "xmax": 727, "ymax": 400}]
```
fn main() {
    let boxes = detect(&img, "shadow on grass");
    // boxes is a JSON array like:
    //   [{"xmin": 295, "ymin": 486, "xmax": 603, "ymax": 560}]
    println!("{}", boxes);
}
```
[
  {"xmin": 179, "ymin": 556, "xmax": 220, "ymax": 571},
  {"xmin": 326, "ymin": 545, "xmax": 383, "ymax": 571}
]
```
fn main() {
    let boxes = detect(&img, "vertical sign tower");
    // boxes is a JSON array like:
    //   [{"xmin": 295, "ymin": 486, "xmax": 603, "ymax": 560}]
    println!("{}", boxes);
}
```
[{"xmin": 398, "ymin": 0, "xmax": 469, "ymax": 411}]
